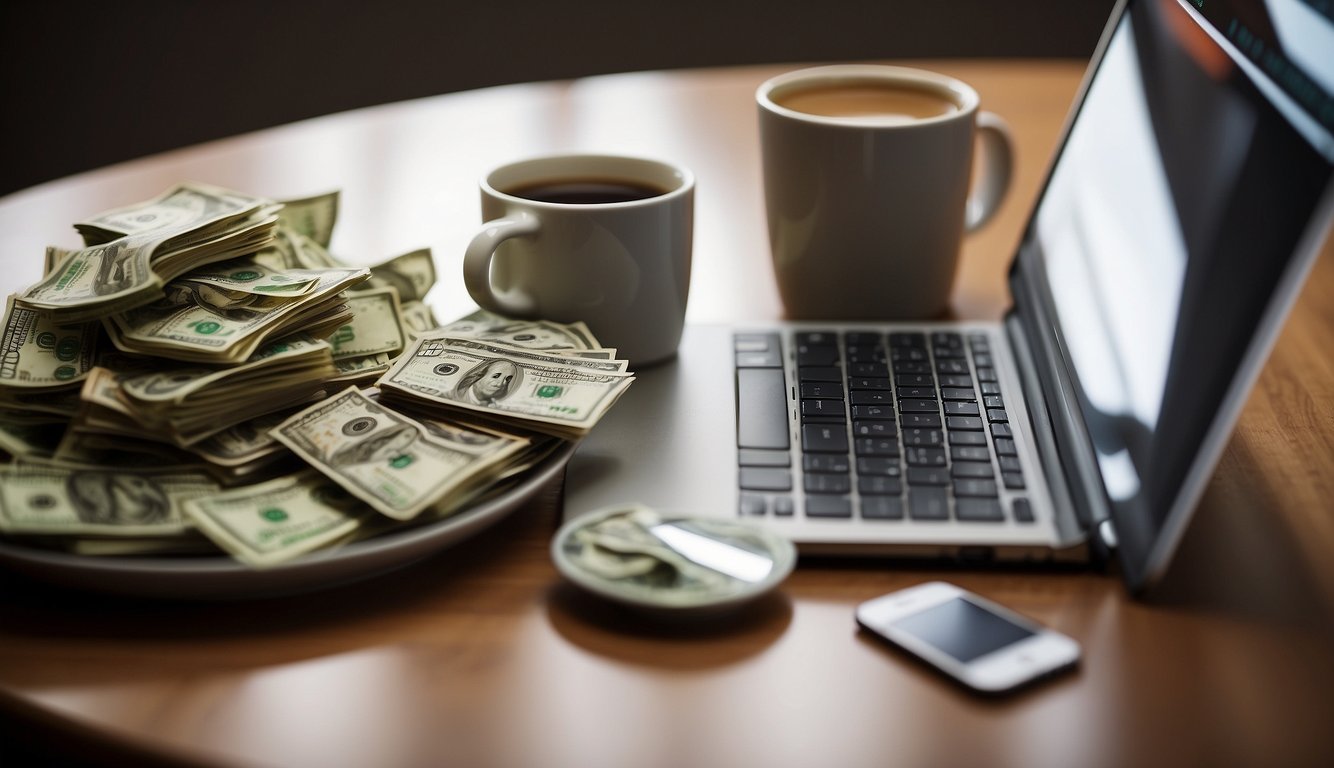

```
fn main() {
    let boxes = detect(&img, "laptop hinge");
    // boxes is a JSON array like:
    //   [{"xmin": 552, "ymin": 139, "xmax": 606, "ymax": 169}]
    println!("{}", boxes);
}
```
[{"xmin": 1005, "ymin": 253, "xmax": 1115, "ymax": 559}]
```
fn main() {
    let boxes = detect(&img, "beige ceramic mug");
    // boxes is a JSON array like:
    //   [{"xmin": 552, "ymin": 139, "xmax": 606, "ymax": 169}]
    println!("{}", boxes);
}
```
[
  {"xmin": 757, "ymin": 64, "xmax": 1013, "ymax": 319},
  {"xmin": 463, "ymin": 154, "xmax": 695, "ymax": 366}
]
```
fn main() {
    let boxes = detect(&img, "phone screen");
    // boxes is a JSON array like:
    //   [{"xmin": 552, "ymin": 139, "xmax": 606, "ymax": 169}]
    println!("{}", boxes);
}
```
[{"xmin": 891, "ymin": 597, "xmax": 1036, "ymax": 663}]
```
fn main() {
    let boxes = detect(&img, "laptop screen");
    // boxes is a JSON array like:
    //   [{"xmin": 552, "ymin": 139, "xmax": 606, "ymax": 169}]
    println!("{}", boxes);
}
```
[{"xmin": 1026, "ymin": 0, "xmax": 1333, "ymax": 588}]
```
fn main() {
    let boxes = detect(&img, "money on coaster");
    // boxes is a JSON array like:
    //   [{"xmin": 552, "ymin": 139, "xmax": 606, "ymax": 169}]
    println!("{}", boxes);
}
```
[{"xmin": 551, "ymin": 504, "xmax": 796, "ymax": 614}]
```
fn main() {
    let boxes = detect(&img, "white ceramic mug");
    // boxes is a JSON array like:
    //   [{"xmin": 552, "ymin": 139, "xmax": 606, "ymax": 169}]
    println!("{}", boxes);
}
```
[
  {"xmin": 463, "ymin": 154, "xmax": 694, "ymax": 367},
  {"xmin": 757, "ymin": 65, "xmax": 1013, "ymax": 319}
]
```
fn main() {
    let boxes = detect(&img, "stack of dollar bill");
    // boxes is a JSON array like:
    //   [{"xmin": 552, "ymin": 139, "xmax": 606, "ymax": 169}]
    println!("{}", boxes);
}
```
[{"xmin": 0, "ymin": 183, "xmax": 635, "ymax": 569}]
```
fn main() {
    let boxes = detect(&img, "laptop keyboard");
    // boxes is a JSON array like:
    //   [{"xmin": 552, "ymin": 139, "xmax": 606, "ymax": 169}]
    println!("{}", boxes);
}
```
[{"xmin": 735, "ymin": 330, "xmax": 1035, "ymax": 524}]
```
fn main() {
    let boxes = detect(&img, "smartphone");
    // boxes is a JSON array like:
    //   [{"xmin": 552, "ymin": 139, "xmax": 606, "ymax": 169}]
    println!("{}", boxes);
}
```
[{"xmin": 855, "ymin": 581, "xmax": 1080, "ymax": 695}]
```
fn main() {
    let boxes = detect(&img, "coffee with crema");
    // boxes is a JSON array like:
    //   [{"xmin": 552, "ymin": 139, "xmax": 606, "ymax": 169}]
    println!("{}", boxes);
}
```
[{"xmin": 775, "ymin": 82, "xmax": 960, "ymax": 120}]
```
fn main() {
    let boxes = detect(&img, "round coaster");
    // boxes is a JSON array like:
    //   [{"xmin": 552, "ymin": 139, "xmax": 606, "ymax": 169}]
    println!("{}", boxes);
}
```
[{"xmin": 552, "ymin": 504, "xmax": 796, "ymax": 614}]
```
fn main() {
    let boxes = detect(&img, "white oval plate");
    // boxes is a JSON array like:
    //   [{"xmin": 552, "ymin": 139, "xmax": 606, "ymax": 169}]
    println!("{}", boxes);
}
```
[{"xmin": 0, "ymin": 443, "xmax": 574, "ymax": 600}]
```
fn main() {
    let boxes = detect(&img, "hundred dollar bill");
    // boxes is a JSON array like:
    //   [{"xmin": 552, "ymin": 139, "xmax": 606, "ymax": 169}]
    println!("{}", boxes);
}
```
[
  {"xmin": 376, "ymin": 335, "xmax": 633, "ymax": 437},
  {"xmin": 439, "ymin": 309, "xmax": 600, "ymax": 351},
  {"xmin": 184, "ymin": 471, "xmax": 367, "ymax": 567},
  {"xmin": 0, "ymin": 294, "xmax": 99, "ymax": 388},
  {"xmin": 276, "ymin": 190, "xmax": 340, "ymax": 248},
  {"xmin": 271, "ymin": 387, "xmax": 528, "ymax": 520},
  {"xmin": 0, "ymin": 464, "xmax": 216, "ymax": 536}
]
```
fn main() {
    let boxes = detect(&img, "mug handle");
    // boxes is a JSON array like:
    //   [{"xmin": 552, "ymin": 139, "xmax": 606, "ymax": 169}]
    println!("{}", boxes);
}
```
[
  {"xmin": 463, "ymin": 211, "xmax": 542, "ymax": 317},
  {"xmin": 964, "ymin": 111, "xmax": 1014, "ymax": 232}
]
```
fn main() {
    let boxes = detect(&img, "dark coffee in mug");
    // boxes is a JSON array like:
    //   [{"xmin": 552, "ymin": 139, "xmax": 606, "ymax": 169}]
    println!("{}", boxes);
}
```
[
  {"xmin": 506, "ymin": 177, "xmax": 667, "ymax": 205},
  {"xmin": 775, "ymin": 82, "xmax": 960, "ymax": 120}
]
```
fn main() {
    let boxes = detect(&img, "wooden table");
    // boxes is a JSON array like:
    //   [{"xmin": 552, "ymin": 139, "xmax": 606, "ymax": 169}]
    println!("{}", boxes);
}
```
[{"xmin": 1, "ymin": 61, "xmax": 1331, "ymax": 768}]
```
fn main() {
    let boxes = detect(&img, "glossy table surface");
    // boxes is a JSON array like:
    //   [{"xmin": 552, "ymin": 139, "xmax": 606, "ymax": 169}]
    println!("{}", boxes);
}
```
[{"xmin": 1, "ymin": 61, "xmax": 1332, "ymax": 768}]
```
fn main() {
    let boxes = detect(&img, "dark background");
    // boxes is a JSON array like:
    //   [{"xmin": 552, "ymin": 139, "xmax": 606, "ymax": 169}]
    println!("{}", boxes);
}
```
[{"xmin": 0, "ymin": 1, "xmax": 1113, "ymax": 197}]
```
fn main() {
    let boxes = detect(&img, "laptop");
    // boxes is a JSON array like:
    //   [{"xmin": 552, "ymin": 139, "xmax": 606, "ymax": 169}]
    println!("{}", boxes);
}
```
[{"xmin": 563, "ymin": 0, "xmax": 1334, "ymax": 594}]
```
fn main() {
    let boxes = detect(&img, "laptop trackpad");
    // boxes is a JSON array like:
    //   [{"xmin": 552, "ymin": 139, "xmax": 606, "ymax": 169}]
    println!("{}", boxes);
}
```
[{"xmin": 563, "ymin": 325, "xmax": 739, "ymax": 522}]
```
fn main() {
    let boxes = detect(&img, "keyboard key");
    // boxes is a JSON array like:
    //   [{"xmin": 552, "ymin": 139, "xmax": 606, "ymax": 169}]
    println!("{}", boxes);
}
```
[
  {"xmin": 949, "ymin": 431, "xmax": 987, "ymax": 446},
  {"xmin": 858, "ymin": 476, "xmax": 903, "ymax": 495},
  {"xmin": 951, "ymin": 445, "xmax": 990, "ymax": 462},
  {"xmin": 933, "ymin": 346, "xmax": 965, "ymax": 359},
  {"xmin": 946, "ymin": 416, "xmax": 984, "ymax": 431},
  {"xmin": 932, "ymin": 331, "xmax": 964, "ymax": 348},
  {"xmin": 902, "ymin": 428, "xmax": 944, "ymax": 447},
  {"xmin": 739, "ymin": 494, "xmax": 767, "ymax": 515},
  {"xmin": 735, "ymin": 334, "xmax": 782, "ymax": 367},
  {"xmin": 896, "ymin": 386, "xmax": 936, "ymax": 399},
  {"xmin": 740, "ymin": 468, "xmax": 793, "ymax": 491},
  {"xmin": 984, "ymin": 395, "xmax": 1005, "ymax": 409},
  {"xmin": 850, "ymin": 362, "xmax": 890, "ymax": 377},
  {"xmin": 951, "ymin": 462, "xmax": 995, "ymax": 479},
  {"xmin": 801, "ymin": 398, "xmax": 846, "ymax": 421},
  {"xmin": 991, "ymin": 423, "xmax": 1013, "ymax": 438},
  {"xmin": 908, "ymin": 487, "xmax": 949, "ymax": 520},
  {"xmin": 861, "ymin": 497, "xmax": 905, "ymax": 520},
  {"xmin": 737, "ymin": 368, "xmax": 789, "ymax": 449},
  {"xmin": 848, "ymin": 377, "xmax": 893, "ymax": 390},
  {"xmin": 901, "ymin": 413, "xmax": 943, "ymax": 429},
  {"xmin": 944, "ymin": 401, "xmax": 980, "ymax": 416},
  {"xmin": 806, "ymin": 495, "xmax": 853, "ymax": 518},
  {"xmin": 892, "ymin": 360, "xmax": 931, "ymax": 374},
  {"xmin": 936, "ymin": 360, "xmax": 968, "ymax": 375},
  {"xmin": 844, "ymin": 331, "xmax": 883, "ymax": 345},
  {"xmin": 739, "ymin": 449, "xmax": 790, "ymax": 467},
  {"xmin": 953, "ymin": 479, "xmax": 999, "ymax": 497},
  {"xmin": 995, "ymin": 437, "xmax": 1017, "ymax": 456},
  {"xmin": 735, "ymin": 333, "xmax": 779, "ymax": 353},
  {"xmin": 797, "ymin": 348, "xmax": 839, "ymax": 367},
  {"xmin": 900, "ymin": 399, "xmax": 940, "ymax": 413},
  {"xmin": 799, "ymin": 366, "xmax": 842, "ymax": 382},
  {"xmin": 1002, "ymin": 472, "xmax": 1026, "ymax": 490},
  {"xmin": 896, "ymin": 374, "xmax": 934, "ymax": 388},
  {"xmin": 906, "ymin": 467, "xmax": 950, "ymax": 485},
  {"xmin": 850, "ymin": 391, "xmax": 893, "ymax": 406},
  {"xmin": 856, "ymin": 458, "xmax": 901, "ymax": 476},
  {"xmin": 905, "ymin": 447, "xmax": 947, "ymax": 466},
  {"xmin": 980, "ymin": 382, "xmax": 1001, "ymax": 395},
  {"xmin": 804, "ymin": 453, "xmax": 850, "ymax": 473},
  {"xmin": 977, "ymin": 367, "xmax": 998, "ymax": 382},
  {"xmin": 889, "ymin": 332, "xmax": 927, "ymax": 348},
  {"xmin": 1013, "ymin": 497, "xmax": 1036, "ymax": 523},
  {"xmin": 987, "ymin": 409, "xmax": 1009, "ymax": 423},
  {"xmin": 803, "ymin": 424, "xmax": 849, "ymax": 453},
  {"xmin": 938, "ymin": 375, "xmax": 973, "ymax": 388},
  {"xmin": 851, "ymin": 404, "xmax": 895, "ymax": 421},
  {"xmin": 956, "ymin": 498, "xmax": 1005, "ymax": 522},
  {"xmin": 853, "ymin": 420, "xmax": 895, "ymax": 437},
  {"xmin": 736, "ymin": 351, "xmax": 782, "ymax": 367},
  {"xmin": 796, "ymin": 331, "xmax": 837, "ymax": 347},
  {"xmin": 854, "ymin": 438, "xmax": 900, "ymax": 457},
  {"xmin": 998, "ymin": 455, "xmax": 1022, "ymax": 472},
  {"xmin": 800, "ymin": 382, "xmax": 844, "ymax": 399},
  {"xmin": 805, "ymin": 473, "xmax": 851, "ymax": 494},
  {"xmin": 973, "ymin": 353, "xmax": 994, "ymax": 367},
  {"xmin": 773, "ymin": 496, "xmax": 795, "ymax": 516},
  {"xmin": 940, "ymin": 387, "xmax": 976, "ymax": 401}
]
